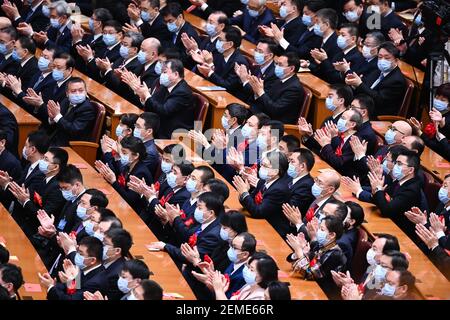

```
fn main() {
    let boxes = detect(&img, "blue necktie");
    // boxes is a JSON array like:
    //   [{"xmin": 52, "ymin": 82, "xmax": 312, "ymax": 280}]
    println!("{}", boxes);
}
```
[
  {"xmin": 33, "ymin": 74, "xmax": 45, "ymax": 89},
  {"xmin": 25, "ymin": 9, "xmax": 34, "ymax": 22}
]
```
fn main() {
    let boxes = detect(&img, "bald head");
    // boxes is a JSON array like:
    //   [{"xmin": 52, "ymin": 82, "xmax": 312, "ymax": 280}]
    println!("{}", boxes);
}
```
[
  {"xmin": 0, "ymin": 17, "xmax": 12, "ymax": 29},
  {"xmin": 316, "ymin": 169, "xmax": 340, "ymax": 199},
  {"xmin": 140, "ymin": 37, "xmax": 161, "ymax": 64},
  {"xmin": 393, "ymin": 121, "xmax": 412, "ymax": 136}
]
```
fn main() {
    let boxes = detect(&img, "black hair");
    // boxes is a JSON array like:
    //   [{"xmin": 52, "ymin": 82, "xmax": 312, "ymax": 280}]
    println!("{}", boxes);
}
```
[
  {"xmin": 160, "ymin": 2, "xmax": 183, "ymax": 18},
  {"xmin": 0, "ymin": 26, "xmax": 17, "ymax": 40},
  {"xmin": 255, "ymin": 113, "xmax": 271, "ymax": 129},
  {"xmin": 84, "ymin": 188, "xmax": 109, "ymax": 208},
  {"xmin": 376, "ymin": 234, "xmax": 400, "ymax": 253},
  {"xmin": 281, "ymin": 135, "xmax": 300, "ymax": 153},
  {"xmin": 378, "ymin": 41, "xmax": 400, "ymax": 59},
  {"xmin": 140, "ymin": 279, "xmax": 163, "ymax": 300},
  {"xmin": 97, "ymin": 207, "xmax": 117, "ymax": 220},
  {"xmin": 282, "ymin": 51, "xmax": 300, "ymax": 74},
  {"xmin": 195, "ymin": 165, "xmax": 215, "ymax": 184},
  {"xmin": 330, "ymin": 83, "xmax": 354, "ymax": 107},
  {"xmin": 223, "ymin": 25, "xmax": 242, "ymax": 49},
  {"xmin": 101, "ymin": 215, "xmax": 123, "ymax": 230},
  {"xmin": 263, "ymin": 120, "xmax": 285, "ymax": 142},
  {"xmin": 322, "ymin": 215, "xmax": 344, "ymax": 239},
  {"xmin": 0, "ymin": 244, "xmax": 9, "ymax": 264},
  {"xmin": 249, "ymin": 252, "xmax": 279, "ymax": 289},
  {"xmin": 57, "ymin": 164, "xmax": 83, "ymax": 184},
  {"xmin": 48, "ymin": 147, "xmax": 68, "ymax": 170},
  {"xmin": 345, "ymin": 201, "xmax": 364, "ymax": 227},
  {"xmin": 161, "ymin": 47, "xmax": 181, "ymax": 60},
  {"xmin": 239, "ymin": 232, "xmax": 257, "ymax": 255},
  {"xmin": 205, "ymin": 178, "xmax": 229, "ymax": 202},
  {"xmin": 122, "ymin": 259, "xmax": 151, "ymax": 279},
  {"xmin": 267, "ymin": 281, "xmax": 291, "ymax": 300},
  {"xmin": 226, "ymin": 103, "xmax": 248, "ymax": 125},
  {"xmin": 175, "ymin": 162, "xmax": 195, "ymax": 177},
  {"xmin": 165, "ymin": 59, "xmax": 184, "ymax": 78},
  {"xmin": 326, "ymin": 199, "xmax": 348, "ymax": 222},
  {"xmin": 436, "ymin": 83, "xmax": 450, "ymax": 101},
  {"xmin": 220, "ymin": 210, "xmax": 248, "ymax": 234},
  {"xmin": 383, "ymin": 250, "xmax": 409, "ymax": 271},
  {"xmin": 120, "ymin": 113, "xmax": 139, "ymax": 131},
  {"xmin": 353, "ymin": 94, "xmax": 375, "ymax": 120},
  {"xmin": 198, "ymin": 192, "xmax": 224, "ymax": 216},
  {"xmin": 120, "ymin": 136, "xmax": 147, "ymax": 161},
  {"xmin": 67, "ymin": 76, "xmax": 86, "ymax": 90},
  {"xmin": 17, "ymin": 36, "xmax": 36, "ymax": 54},
  {"xmin": 266, "ymin": 151, "xmax": 289, "ymax": 178},
  {"xmin": 103, "ymin": 20, "xmax": 124, "ymax": 33},
  {"xmin": 316, "ymin": 8, "xmax": 338, "ymax": 29},
  {"xmin": 258, "ymin": 37, "xmax": 278, "ymax": 56},
  {"xmin": 305, "ymin": 0, "xmax": 327, "ymax": 13},
  {"xmin": 79, "ymin": 236, "xmax": 104, "ymax": 262},
  {"xmin": 398, "ymin": 149, "xmax": 420, "ymax": 173},
  {"xmin": 293, "ymin": 147, "xmax": 315, "ymax": 171},
  {"xmin": 0, "ymin": 263, "xmax": 23, "ymax": 292},
  {"xmin": 93, "ymin": 8, "xmax": 113, "ymax": 23},
  {"xmin": 398, "ymin": 270, "xmax": 416, "ymax": 290},
  {"xmin": 340, "ymin": 23, "xmax": 359, "ymax": 38},
  {"xmin": 139, "ymin": 112, "xmax": 160, "ymax": 135},
  {"xmin": 105, "ymin": 228, "xmax": 133, "ymax": 258},
  {"xmin": 407, "ymin": 136, "xmax": 425, "ymax": 156},
  {"xmin": 54, "ymin": 51, "xmax": 75, "ymax": 69},
  {"xmin": 27, "ymin": 130, "xmax": 49, "ymax": 154}
]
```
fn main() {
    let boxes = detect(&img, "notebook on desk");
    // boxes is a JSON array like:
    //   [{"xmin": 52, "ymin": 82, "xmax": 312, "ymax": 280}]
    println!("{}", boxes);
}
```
[{"xmin": 197, "ymin": 86, "xmax": 227, "ymax": 91}]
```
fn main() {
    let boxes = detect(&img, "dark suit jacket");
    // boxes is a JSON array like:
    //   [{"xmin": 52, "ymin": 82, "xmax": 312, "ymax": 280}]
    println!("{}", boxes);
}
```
[
  {"xmin": 13, "ymin": 2, "xmax": 49, "ymax": 33},
  {"xmin": 46, "ymin": 23, "xmax": 73, "ymax": 53},
  {"xmin": 0, "ymin": 149, "xmax": 22, "ymax": 183},
  {"xmin": 208, "ymin": 49, "xmax": 249, "ymax": 99},
  {"xmin": 0, "ymin": 103, "xmax": 19, "ymax": 156},
  {"xmin": 240, "ymin": 178, "xmax": 292, "ymax": 238},
  {"xmin": 338, "ymin": 227, "xmax": 359, "ymax": 270},
  {"xmin": 16, "ymin": 56, "xmax": 39, "ymax": 90},
  {"xmin": 144, "ymin": 79, "xmax": 195, "ymax": 139},
  {"xmin": 72, "ymin": 34, "xmax": 107, "ymax": 73},
  {"xmin": 309, "ymin": 33, "xmax": 341, "ymax": 73},
  {"xmin": 0, "ymin": 55, "xmax": 20, "ymax": 75},
  {"xmin": 430, "ymin": 245, "xmax": 450, "ymax": 280},
  {"xmin": 289, "ymin": 173, "xmax": 315, "ymax": 216},
  {"xmin": 357, "ymin": 57, "xmax": 379, "ymax": 78},
  {"xmin": 42, "ymin": 98, "xmax": 96, "ymax": 146},
  {"xmin": 380, "ymin": 10, "xmax": 408, "ymax": 40},
  {"xmin": 284, "ymin": 28, "xmax": 322, "ymax": 60},
  {"xmin": 241, "ymin": 62, "xmax": 277, "ymax": 105},
  {"xmin": 103, "ymin": 56, "xmax": 143, "ymax": 96},
  {"xmin": 168, "ymin": 22, "xmax": 200, "ymax": 66},
  {"xmin": 99, "ymin": 257, "xmax": 126, "ymax": 300},
  {"xmin": 317, "ymin": 46, "xmax": 366, "ymax": 84},
  {"xmin": 303, "ymin": 111, "xmax": 345, "ymax": 154},
  {"xmin": 86, "ymin": 42, "xmax": 122, "ymax": 82},
  {"xmin": 356, "ymin": 121, "xmax": 378, "ymax": 155},
  {"xmin": 229, "ymin": 7, "xmax": 275, "ymax": 44},
  {"xmin": 277, "ymin": 16, "xmax": 306, "ymax": 46},
  {"xmin": 47, "ymin": 265, "xmax": 105, "ymax": 300},
  {"xmin": 420, "ymin": 133, "xmax": 450, "ymax": 162},
  {"xmin": 140, "ymin": 13, "xmax": 172, "ymax": 48},
  {"xmin": 224, "ymin": 263, "xmax": 246, "ymax": 298},
  {"xmin": 252, "ymin": 74, "xmax": 304, "ymax": 124},
  {"xmin": 296, "ymin": 196, "xmax": 336, "ymax": 238},
  {"xmin": 355, "ymin": 66, "xmax": 407, "ymax": 116},
  {"xmin": 19, "ymin": 72, "xmax": 57, "ymax": 121},
  {"xmin": 320, "ymin": 134, "xmax": 359, "ymax": 177}
]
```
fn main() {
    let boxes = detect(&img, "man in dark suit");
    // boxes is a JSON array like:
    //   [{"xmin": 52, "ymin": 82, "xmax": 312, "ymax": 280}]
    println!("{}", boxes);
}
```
[
  {"xmin": 9, "ymin": 147, "xmax": 67, "ymax": 237},
  {"xmin": 195, "ymin": 26, "xmax": 249, "ymax": 99},
  {"xmin": 0, "ymin": 27, "xmax": 20, "ymax": 75},
  {"xmin": 249, "ymin": 52, "xmax": 304, "ymax": 124},
  {"xmin": 160, "ymin": 2, "xmax": 200, "ymax": 66},
  {"xmin": 114, "ymin": 259, "xmax": 152, "ymax": 300},
  {"xmin": 136, "ymin": 59, "xmax": 195, "ymax": 139},
  {"xmin": 346, "ymin": 41, "xmax": 407, "ymax": 116},
  {"xmin": 188, "ymin": 0, "xmax": 243, "ymax": 19},
  {"xmin": 99, "ymin": 228, "xmax": 132, "ymax": 300},
  {"xmin": 376, "ymin": 0, "xmax": 408, "ymax": 40},
  {"xmin": 0, "ymin": 263, "xmax": 23, "ymax": 300},
  {"xmin": 0, "ymin": 130, "xmax": 48, "ymax": 211},
  {"xmin": 229, "ymin": 0, "xmax": 275, "ymax": 44},
  {"xmin": 371, "ymin": 150, "xmax": 423, "ymax": 242},
  {"xmin": 351, "ymin": 94, "xmax": 377, "ymax": 155},
  {"xmin": 287, "ymin": 148, "xmax": 315, "ymax": 216},
  {"xmin": 128, "ymin": 0, "xmax": 172, "ymax": 47},
  {"xmin": 357, "ymin": 31, "xmax": 384, "ymax": 79},
  {"xmin": 71, "ymin": 8, "xmax": 112, "ymax": 72},
  {"xmin": 98, "ymin": 32, "xmax": 144, "ymax": 97},
  {"xmin": 39, "ymin": 237, "xmax": 105, "ymax": 300},
  {"xmin": 33, "ymin": 1, "xmax": 72, "ymax": 53},
  {"xmin": 0, "ymin": 129, "xmax": 21, "ymax": 183},
  {"xmin": 277, "ymin": 0, "xmax": 325, "ymax": 60},
  {"xmin": 316, "ymin": 109, "xmax": 364, "ymax": 177},
  {"xmin": 235, "ymin": 151, "xmax": 292, "ymax": 238},
  {"xmin": 0, "ymin": 103, "xmax": 18, "ymax": 157},
  {"xmin": 84, "ymin": 20, "xmax": 123, "ymax": 82},
  {"xmin": 41, "ymin": 77, "xmax": 96, "ymax": 147},
  {"xmin": 315, "ymin": 23, "xmax": 365, "ymax": 84},
  {"xmin": 4, "ymin": 0, "xmax": 49, "ymax": 34}
]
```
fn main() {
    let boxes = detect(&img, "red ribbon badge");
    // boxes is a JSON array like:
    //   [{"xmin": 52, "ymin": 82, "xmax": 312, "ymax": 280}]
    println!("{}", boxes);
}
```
[
  {"xmin": 254, "ymin": 191, "xmax": 263, "ymax": 205},
  {"xmin": 33, "ymin": 191, "xmax": 43, "ymax": 207},
  {"xmin": 423, "ymin": 123, "xmax": 437, "ymax": 139},
  {"xmin": 188, "ymin": 233, "xmax": 197, "ymax": 247},
  {"xmin": 203, "ymin": 254, "xmax": 212, "ymax": 264},
  {"xmin": 117, "ymin": 173, "xmax": 126, "ymax": 188}
]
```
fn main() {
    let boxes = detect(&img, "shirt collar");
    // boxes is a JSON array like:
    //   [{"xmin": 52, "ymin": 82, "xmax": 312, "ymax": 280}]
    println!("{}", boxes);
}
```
[
  {"xmin": 31, "ymin": 0, "xmax": 43, "ymax": 12},
  {"xmin": 189, "ymin": 197, "xmax": 198, "ymax": 206},
  {"xmin": 343, "ymin": 45, "xmax": 356, "ymax": 55},
  {"xmin": 93, "ymin": 33, "xmax": 102, "ymax": 41},
  {"xmin": 262, "ymin": 147, "xmax": 279, "ymax": 158},
  {"xmin": 316, "ymin": 196, "xmax": 331, "ymax": 208},
  {"xmin": 322, "ymin": 32, "xmax": 333, "ymax": 45},
  {"xmin": 148, "ymin": 12, "xmax": 160, "ymax": 26},
  {"xmin": 4, "ymin": 52, "xmax": 12, "ymax": 60},
  {"xmin": 201, "ymin": 217, "xmax": 215, "ymax": 231},
  {"xmin": 292, "ymin": 172, "xmax": 308, "ymax": 185},
  {"xmin": 20, "ymin": 56, "xmax": 33, "ymax": 67},
  {"xmin": 260, "ymin": 60, "xmax": 273, "ymax": 75},
  {"xmin": 281, "ymin": 74, "xmax": 294, "ymax": 83},
  {"xmin": 83, "ymin": 264, "xmax": 102, "ymax": 276},
  {"xmin": 59, "ymin": 21, "xmax": 71, "ymax": 33},
  {"xmin": 264, "ymin": 177, "xmax": 279, "ymax": 190},
  {"xmin": 107, "ymin": 41, "xmax": 121, "ymax": 51},
  {"xmin": 124, "ymin": 55, "xmax": 138, "ymax": 65},
  {"xmin": 232, "ymin": 260, "xmax": 246, "ymax": 273}
]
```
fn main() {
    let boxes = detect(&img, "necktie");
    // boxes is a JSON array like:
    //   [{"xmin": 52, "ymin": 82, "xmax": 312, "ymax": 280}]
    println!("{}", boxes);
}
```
[
  {"xmin": 172, "ymin": 32, "xmax": 178, "ymax": 44},
  {"xmin": 25, "ymin": 9, "xmax": 33, "ymax": 22},
  {"xmin": 296, "ymin": 30, "xmax": 308, "ymax": 45},
  {"xmin": 237, "ymin": 140, "xmax": 249, "ymax": 152},
  {"xmin": 305, "ymin": 202, "xmax": 319, "ymax": 222},
  {"xmin": 288, "ymin": 181, "xmax": 293, "ymax": 189},
  {"xmin": 370, "ymin": 73, "xmax": 385, "ymax": 89},
  {"xmin": 33, "ymin": 74, "xmax": 45, "ymax": 89},
  {"xmin": 56, "ymin": 30, "xmax": 62, "ymax": 43},
  {"xmin": 335, "ymin": 133, "xmax": 345, "ymax": 156}
]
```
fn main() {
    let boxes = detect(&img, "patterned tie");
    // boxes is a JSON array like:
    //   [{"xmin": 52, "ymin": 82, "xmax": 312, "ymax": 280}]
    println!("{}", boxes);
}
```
[
  {"xmin": 33, "ymin": 74, "xmax": 45, "ymax": 90},
  {"xmin": 370, "ymin": 73, "xmax": 385, "ymax": 89}
]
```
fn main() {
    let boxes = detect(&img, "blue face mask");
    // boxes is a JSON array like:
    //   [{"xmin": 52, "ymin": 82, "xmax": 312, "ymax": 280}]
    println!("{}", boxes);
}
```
[
  {"xmin": 205, "ymin": 23, "xmax": 217, "ymax": 37},
  {"xmin": 433, "ymin": 98, "xmax": 448, "ymax": 112},
  {"xmin": 337, "ymin": 35, "xmax": 348, "ymax": 50},
  {"xmin": 62, "ymin": 188, "xmax": 77, "ymax": 201},
  {"xmin": 166, "ymin": 172, "xmax": 177, "ymax": 189},
  {"xmin": 287, "ymin": 163, "xmax": 298, "ymax": 178},
  {"xmin": 119, "ymin": 45, "xmax": 129, "ymax": 59},
  {"xmin": 381, "ymin": 283, "xmax": 396, "ymax": 296},
  {"xmin": 137, "ymin": 50, "xmax": 147, "ymax": 64},
  {"xmin": 194, "ymin": 207, "xmax": 205, "ymax": 223},
  {"xmin": 302, "ymin": 14, "xmax": 313, "ymax": 27},
  {"xmin": 42, "ymin": 5, "xmax": 50, "ymax": 17},
  {"xmin": 88, "ymin": 18, "xmax": 95, "ymax": 32},
  {"xmin": 74, "ymin": 253, "xmax": 87, "ymax": 269},
  {"xmin": 220, "ymin": 227, "xmax": 229, "ymax": 241},
  {"xmin": 274, "ymin": 65, "xmax": 285, "ymax": 79},
  {"xmin": 392, "ymin": 164, "xmax": 404, "ymax": 181},
  {"xmin": 94, "ymin": 232, "xmax": 104, "ymax": 241},
  {"xmin": 120, "ymin": 154, "xmax": 130, "ymax": 166},
  {"xmin": 227, "ymin": 247, "xmax": 238, "ymax": 262},
  {"xmin": 22, "ymin": 146, "xmax": 28, "ymax": 160},
  {"xmin": 76, "ymin": 205, "xmax": 88, "ymax": 220},
  {"xmin": 241, "ymin": 124, "xmax": 252, "ymax": 139},
  {"xmin": 316, "ymin": 229, "xmax": 328, "ymax": 246},
  {"xmin": 38, "ymin": 159, "xmax": 50, "ymax": 174},
  {"xmin": 11, "ymin": 50, "xmax": 21, "ymax": 61},
  {"xmin": 313, "ymin": 23, "xmax": 324, "ymax": 37},
  {"xmin": 84, "ymin": 221, "xmax": 95, "ymax": 236},
  {"xmin": 133, "ymin": 128, "xmax": 142, "ymax": 139},
  {"xmin": 256, "ymin": 135, "xmax": 268, "ymax": 150},
  {"xmin": 243, "ymin": 265, "xmax": 256, "ymax": 285},
  {"xmin": 103, "ymin": 34, "xmax": 117, "ymax": 47},
  {"xmin": 141, "ymin": 10, "xmax": 151, "ymax": 22},
  {"xmin": 384, "ymin": 129, "xmax": 396, "ymax": 145},
  {"xmin": 414, "ymin": 14, "xmax": 422, "ymax": 25},
  {"xmin": 186, "ymin": 178, "xmax": 198, "ymax": 194},
  {"xmin": 279, "ymin": 5, "xmax": 289, "ymax": 19},
  {"xmin": 154, "ymin": 61, "xmax": 162, "ymax": 75},
  {"xmin": 103, "ymin": 246, "xmax": 110, "ymax": 261},
  {"xmin": 241, "ymin": 0, "xmax": 249, "ymax": 4},
  {"xmin": 336, "ymin": 118, "xmax": 348, "ymax": 133},
  {"xmin": 50, "ymin": 18, "xmax": 61, "ymax": 29},
  {"xmin": 0, "ymin": 43, "xmax": 7, "ymax": 55},
  {"xmin": 344, "ymin": 10, "xmax": 359, "ymax": 22},
  {"xmin": 377, "ymin": 59, "xmax": 392, "ymax": 73},
  {"xmin": 161, "ymin": 160, "xmax": 173, "ymax": 174},
  {"xmin": 438, "ymin": 187, "xmax": 449, "ymax": 204},
  {"xmin": 52, "ymin": 69, "xmax": 65, "ymax": 82},
  {"xmin": 248, "ymin": 8, "xmax": 259, "ymax": 18},
  {"xmin": 374, "ymin": 265, "xmax": 387, "ymax": 282},
  {"xmin": 258, "ymin": 167, "xmax": 269, "ymax": 180},
  {"xmin": 115, "ymin": 125, "xmax": 124, "ymax": 138},
  {"xmin": 325, "ymin": 97, "xmax": 337, "ymax": 111},
  {"xmin": 215, "ymin": 39, "xmax": 225, "ymax": 54},
  {"xmin": 221, "ymin": 115, "xmax": 230, "ymax": 130},
  {"xmin": 159, "ymin": 73, "xmax": 171, "ymax": 87},
  {"xmin": 382, "ymin": 159, "xmax": 390, "ymax": 174},
  {"xmin": 38, "ymin": 57, "xmax": 50, "ymax": 72},
  {"xmin": 167, "ymin": 21, "xmax": 178, "ymax": 33},
  {"xmin": 68, "ymin": 93, "xmax": 86, "ymax": 105},
  {"xmin": 254, "ymin": 51, "xmax": 266, "ymax": 65},
  {"xmin": 117, "ymin": 277, "xmax": 131, "ymax": 293},
  {"xmin": 311, "ymin": 182, "xmax": 323, "ymax": 198}
]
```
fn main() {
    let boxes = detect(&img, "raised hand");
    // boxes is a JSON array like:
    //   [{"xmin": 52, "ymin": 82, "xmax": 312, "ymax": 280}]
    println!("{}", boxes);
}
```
[
  {"xmin": 368, "ymin": 171, "xmax": 386, "ymax": 193},
  {"xmin": 404, "ymin": 207, "xmax": 427, "ymax": 225},
  {"xmin": 297, "ymin": 117, "xmax": 313, "ymax": 136},
  {"xmin": 313, "ymin": 127, "xmax": 332, "ymax": 147},
  {"xmin": 345, "ymin": 72, "xmax": 362, "ymax": 87},
  {"xmin": 341, "ymin": 176, "xmax": 362, "ymax": 195},
  {"xmin": 226, "ymin": 147, "xmax": 244, "ymax": 171},
  {"xmin": 415, "ymin": 223, "xmax": 439, "ymax": 250},
  {"xmin": 282, "ymin": 203, "xmax": 302, "ymax": 226},
  {"xmin": 232, "ymin": 175, "xmax": 250, "ymax": 195},
  {"xmin": 349, "ymin": 135, "xmax": 367, "ymax": 159},
  {"xmin": 367, "ymin": 155, "xmax": 383, "ymax": 178}
]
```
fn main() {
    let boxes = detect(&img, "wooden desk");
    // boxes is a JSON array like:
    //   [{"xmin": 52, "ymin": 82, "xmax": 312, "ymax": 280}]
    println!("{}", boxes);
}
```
[
  {"xmin": 154, "ymin": 139, "xmax": 328, "ymax": 300},
  {"xmin": 398, "ymin": 60, "xmax": 424, "ymax": 89},
  {"xmin": 72, "ymin": 70, "xmax": 143, "ymax": 140},
  {"xmin": 65, "ymin": 148, "xmax": 195, "ymax": 299},
  {"xmin": 1, "ymin": 94, "xmax": 41, "ymax": 153},
  {"xmin": 0, "ymin": 204, "xmax": 47, "ymax": 300},
  {"xmin": 371, "ymin": 120, "xmax": 450, "ymax": 182},
  {"xmin": 309, "ymin": 150, "xmax": 450, "ymax": 299}
]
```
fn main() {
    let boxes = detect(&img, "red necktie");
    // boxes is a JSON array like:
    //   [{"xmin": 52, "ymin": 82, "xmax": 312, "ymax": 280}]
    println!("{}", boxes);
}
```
[
  {"xmin": 335, "ymin": 133, "xmax": 345, "ymax": 157},
  {"xmin": 305, "ymin": 203, "xmax": 319, "ymax": 222},
  {"xmin": 237, "ymin": 140, "xmax": 249, "ymax": 153}
]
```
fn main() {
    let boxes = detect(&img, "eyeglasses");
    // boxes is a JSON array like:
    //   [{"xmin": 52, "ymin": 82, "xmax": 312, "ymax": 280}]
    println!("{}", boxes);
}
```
[
  {"xmin": 394, "ymin": 160, "xmax": 409, "ymax": 167},
  {"xmin": 388, "ymin": 125, "xmax": 405, "ymax": 135}
]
